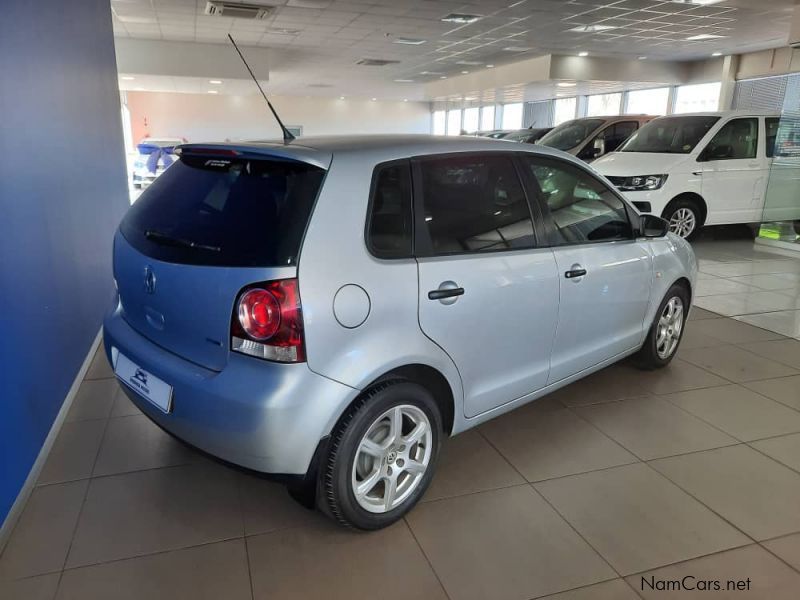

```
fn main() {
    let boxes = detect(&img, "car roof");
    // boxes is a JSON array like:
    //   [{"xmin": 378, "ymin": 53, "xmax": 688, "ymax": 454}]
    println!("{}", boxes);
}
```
[
  {"xmin": 653, "ymin": 110, "xmax": 779, "ymax": 118},
  {"xmin": 179, "ymin": 134, "xmax": 576, "ymax": 169}
]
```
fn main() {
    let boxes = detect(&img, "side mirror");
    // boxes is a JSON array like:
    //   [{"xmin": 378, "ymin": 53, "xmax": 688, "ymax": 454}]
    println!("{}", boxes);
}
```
[
  {"xmin": 700, "ymin": 144, "xmax": 732, "ymax": 161},
  {"xmin": 640, "ymin": 214, "xmax": 669, "ymax": 238},
  {"xmin": 592, "ymin": 137, "xmax": 605, "ymax": 157}
]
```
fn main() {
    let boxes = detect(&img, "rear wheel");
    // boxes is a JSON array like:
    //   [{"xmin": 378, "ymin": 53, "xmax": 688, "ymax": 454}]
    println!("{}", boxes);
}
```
[
  {"xmin": 319, "ymin": 380, "xmax": 442, "ymax": 530},
  {"xmin": 635, "ymin": 283, "xmax": 689, "ymax": 370},
  {"xmin": 663, "ymin": 198, "xmax": 703, "ymax": 240}
]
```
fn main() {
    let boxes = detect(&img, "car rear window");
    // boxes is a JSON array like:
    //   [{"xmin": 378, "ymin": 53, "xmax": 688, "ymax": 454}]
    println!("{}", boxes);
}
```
[{"xmin": 120, "ymin": 155, "xmax": 326, "ymax": 267}]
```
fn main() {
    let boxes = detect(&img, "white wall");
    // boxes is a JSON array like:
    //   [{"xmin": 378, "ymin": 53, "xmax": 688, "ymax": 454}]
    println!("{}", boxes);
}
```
[{"xmin": 127, "ymin": 92, "xmax": 431, "ymax": 143}]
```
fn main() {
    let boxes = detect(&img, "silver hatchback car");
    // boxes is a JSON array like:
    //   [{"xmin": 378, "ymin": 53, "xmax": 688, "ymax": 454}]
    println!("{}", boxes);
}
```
[{"xmin": 103, "ymin": 135, "xmax": 697, "ymax": 530}]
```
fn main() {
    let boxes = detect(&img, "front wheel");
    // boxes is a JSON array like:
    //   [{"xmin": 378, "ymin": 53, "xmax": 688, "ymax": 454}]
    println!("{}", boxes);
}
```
[
  {"xmin": 663, "ymin": 199, "xmax": 702, "ymax": 240},
  {"xmin": 635, "ymin": 284, "xmax": 690, "ymax": 370},
  {"xmin": 319, "ymin": 380, "xmax": 442, "ymax": 530}
]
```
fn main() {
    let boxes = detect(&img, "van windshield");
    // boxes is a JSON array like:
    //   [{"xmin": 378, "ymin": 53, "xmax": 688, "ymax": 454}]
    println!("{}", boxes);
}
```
[
  {"xmin": 120, "ymin": 155, "xmax": 326, "ymax": 267},
  {"xmin": 619, "ymin": 116, "xmax": 720, "ymax": 154},
  {"xmin": 538, "ymin": 119, "xmax": 605, "ymax": 151}
]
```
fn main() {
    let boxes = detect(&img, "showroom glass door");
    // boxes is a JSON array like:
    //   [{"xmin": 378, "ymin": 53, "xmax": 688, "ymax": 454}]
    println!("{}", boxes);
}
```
[{"xmin": 413, "ymin": 153, "xmax": 559, "ymax": 419}]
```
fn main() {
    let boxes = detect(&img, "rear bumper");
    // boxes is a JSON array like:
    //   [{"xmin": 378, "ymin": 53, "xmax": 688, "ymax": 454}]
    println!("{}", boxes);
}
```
[{"xmin": 103, "ymin": 304, "xmax": 357, "ymax": 476}]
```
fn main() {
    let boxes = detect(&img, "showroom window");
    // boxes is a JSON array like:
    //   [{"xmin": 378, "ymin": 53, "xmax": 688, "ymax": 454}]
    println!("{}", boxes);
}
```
[
  {"xmin": 480, "ymin": 105, "xmax": 496, "ymax": 131},
  {"xmin": 418, "ymin": 154, "xmax": 535, "ymax": 255},
  {"xmin": 463, "ymin": 107, "xmax": 480, "ymax": 134},
  {"xmin": 446, "ymin": 109, "xmax": 462, "ymax": 136},
  {"xmin": 626, "ymin": 88, "xmax": 669, "ymax": 116},
  {"xmin": 553, "ymin": 97, "xmax": 577, "ymax": 125},
  {"xmin": 502, "ymin": 103, "xmax": 523, "ymax": 129},
  {"xmin": 587, "ymin": 93, "xmax": 622, "ymax": 117},
  {"xmin": 366, "ymin": 161, "xmax": 413, "ymax": 259},
  {"xmin": 432, "ymin": 110, "xmax": 446, "ymax": 135},
  {"xmin": 522, "ymin": 157, "xmax": 633, "ymax": 245},
  {"xmin": 674, "ymin": 82, "xmax": 721, "ymax": 114},
  {"xmin": 701, "ymin": 118, "xmax": 758, "ymax": 160}
]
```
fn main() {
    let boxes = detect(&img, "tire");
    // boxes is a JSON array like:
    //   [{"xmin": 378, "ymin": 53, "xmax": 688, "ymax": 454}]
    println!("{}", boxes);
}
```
[
  {"xmin": 794, "ymin": 220, "xmax": 800, "ymax": 235},
  {"xmin": 662, "ymin": 198, "xmax": 703, "ymax": 240},
  {"xmin": 319, "ymin": 380, "xmax": 442, "ymax": 530},
  {"xmin": 635, "ymin": 283, "xmax": 690, "ymax": 370}
]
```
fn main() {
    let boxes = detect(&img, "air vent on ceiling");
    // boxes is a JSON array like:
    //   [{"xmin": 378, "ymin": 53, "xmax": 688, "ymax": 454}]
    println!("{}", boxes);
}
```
[
  {"xmin": 204, "ymin": 2, "xmax": 273, "ymax": 19},
  {"xmin": 355, "ymin": 58, "xmax": 401, "ymax": 66},
  {"xmin": 307, "ymin": 83, "xmax": 333, "ymax": 88}
]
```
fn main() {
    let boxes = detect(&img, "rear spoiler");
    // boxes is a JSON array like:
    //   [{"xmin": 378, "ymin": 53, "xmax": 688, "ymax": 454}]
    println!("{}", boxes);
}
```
[{"xmin": 175, "ymin": 143, "xmax": 331, "ymax": 170}]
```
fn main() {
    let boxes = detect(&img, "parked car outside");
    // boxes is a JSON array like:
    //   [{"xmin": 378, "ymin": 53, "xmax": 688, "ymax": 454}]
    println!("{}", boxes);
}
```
[
  {"xmin": 104, "ymin": 135, "xmax": 697, "ymax": 530},
  {"xmin": 475, "ymin": 130, "xmax": 512, "ymax": 139},
  {"xmin": 131, "ymin": 137, "xmax": 184, "ymax": 189},
  {"xmin": 593, "ymin": 110, "xmax": 799, "ymax": 239},
  {"xmin": 538, "ymin": 115, "xmax": 656, "ymax": 162},
  {"xmin": 501, "ymin": 127, "xmax": 553, "ymax": 144}
]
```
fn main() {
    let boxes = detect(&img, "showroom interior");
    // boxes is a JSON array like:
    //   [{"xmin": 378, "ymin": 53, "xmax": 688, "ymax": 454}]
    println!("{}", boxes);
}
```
[{"xmin": 3, "ymin": 0, "xmax": 800, "ymax": 598}]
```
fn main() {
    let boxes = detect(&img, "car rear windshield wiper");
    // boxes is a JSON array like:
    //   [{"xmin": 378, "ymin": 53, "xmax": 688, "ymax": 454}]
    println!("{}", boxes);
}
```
[{"xmin": 145, "ymin": 230, "xmax": 221, "ymax": 253}]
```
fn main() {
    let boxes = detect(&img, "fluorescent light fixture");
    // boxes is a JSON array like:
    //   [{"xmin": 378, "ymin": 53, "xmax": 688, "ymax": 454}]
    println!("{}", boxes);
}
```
[
  {"xmin": 686, "ymin": 33, "xmax": 725, "ymax": 40},
  {"xmin": 339, "ymin": 95, "xmax": 345, "ymax": 100},
  {"xmin": 578, "ymin": 51, "xmax": 589, "ymax": 57},
  {"xmin": 403, "ymin": 98, "xmax": 408, "ymax": 102},
  {"xmin": 456, "ymin": 60, "xmax": 483, "ymax": 65},
  {"xmin": 712, "ymin": 51, "xmax": 722, "ymax": 56},
  {"xmin": 461, "ymin": 70, "xmax": 469, "ymax": 74},
  {"xmin": 394, "ymin": 79, "xmax": 415, "ymax": 83},
  {"xmin": 672, "ymin": 0, "xmax": 724, "ymax": 5},
  {"xmin": 440, "ymin": 76, "xmax": 447, "ymax": 79},
  {"xmin": 394, "ymin": 37, "xmax": 426, "ymax": 45},
  {"xmin": 371, "ymin": 97, "xmax": 377, "ymax": 101},
  {"xmin": 207, "ymin": 90, "xmax": 218, "ymax": 94},
  {"xmin": 567, "ymin": 24, "xmax": 617, "ymax": 33},
  {"xmin": 638, "ymin": 56, "xmax": 647, "ymax": 60},
  {"xmin": 420, "ymin": 71, "xmax": 444, "ymax": 75},
  {"xmin": 503, "ymin": 46, "xmax": 532, "ymax": 52},
  {"xmin": 267, "ymin": 28, "xmax": 300, "ymax": 36},
  {"xmin": 441, "ymin": 13, "xmax": 483, "ymax": 24},
  {"xmin": 120, "ymin": 76, "xmax": 135, "ymax": 80},
  {"xmin": 557, "ymin": 82, "xmax": 577, "ymax": 87},
  {"xmin": 209, "ymin": 79, "xmax": 223, "ymax": 84},
  {"xmin": 486, "ymin": 64, "xmax": 494, "ymax": 68}
]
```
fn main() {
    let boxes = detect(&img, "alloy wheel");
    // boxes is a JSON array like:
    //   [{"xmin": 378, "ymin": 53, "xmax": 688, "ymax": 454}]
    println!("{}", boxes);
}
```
[
  {"xmin": 656, "ymin": 296, "xmax": 684, "ymax": 359},
  {"xmin": 351, "ymin": 404, "xmax": 432, "ymax": 513},
  {"xmin": 668, "ymin": 208, "xmax": 696, "ymax": 238}
]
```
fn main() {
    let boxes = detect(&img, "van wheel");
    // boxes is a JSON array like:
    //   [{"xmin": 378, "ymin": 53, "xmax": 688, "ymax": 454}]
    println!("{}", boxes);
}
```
[
  {"xmin": 662, "ymin": 198, "xmax": 703, "ymax": 240},
  {"xmin": 319, "ymin": 380, "xmax": 442, "ymax": 530},
  {"xmin": 635, "ymin": 283, "xmax": 690, "ymax": 370}
]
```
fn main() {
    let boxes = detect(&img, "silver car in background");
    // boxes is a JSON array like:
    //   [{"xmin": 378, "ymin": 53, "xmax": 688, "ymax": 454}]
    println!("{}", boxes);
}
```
[{"xmin": 104, "ymin": 135, "xmax": 697, "ymax": 530}]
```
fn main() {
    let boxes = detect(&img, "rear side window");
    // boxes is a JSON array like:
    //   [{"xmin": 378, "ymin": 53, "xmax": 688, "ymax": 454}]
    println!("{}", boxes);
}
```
[
  {"xmin": 366, "ymin": 162, "xmax": 413, "ymax": 259},
  {"xmin": 523, "ymin": 157, "xmax": 633, "ymax": 245},
  {"xmin": 766, "ymin": 117, "xmax": 780, "ymax": 158},
  {"xmin": 120, "ymin": 156, "xmax": 325, "ymax": 267},
  {"xmin": 417, "ymin": 154, "xmax": 535, "ymax": 255}
]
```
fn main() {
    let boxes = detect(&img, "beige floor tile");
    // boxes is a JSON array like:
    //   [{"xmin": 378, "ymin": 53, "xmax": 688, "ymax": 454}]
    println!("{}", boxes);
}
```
[
  {"xmin": 109, "ymin": 392, "xmax": 141, "ymax": 418},
  {"xmin": 750, "ymin": 433, "xmax": 800, "ymax": 472},
  {"xmin": 543, "ymin": 364, "xmax": 649, "ymax": 407},
  {"xmin": 677, "ymin": 328, "xmax": 727, "ymax": 351},
  {"xmin": 84, "ymin": 348, "xmax": 114, "ymax": 381},
  {"xmin": 66, "ymin": 464, "xmax": 242, "ymax": 568},
  {"xmin": 38, "ymin": 420, "xmax": 106, "ymax": 485},
  {"xmin": 576, "ymin": 397, "xmax": 737, "ymax": 460},
  {"xmin": 629, "ymin": 544, "xmax": 800, "ymax": 599},
  {"xmin": 729, "ymin": 273, "xmax": 800, "ymax": 291},
  {"xmin": 535, "ymin": 463, "xmax": 748, "ymax": 575},
  {"xmin": 407, "ymin": 485, "xmax": 615, "ymax": 600},
  {"xmin": 66, "ymin": 380, "xmax": 119, "ymax": 422},
  {"xmin": 762, "ymin": 532, "xmax": 800, "ymax": 572},
  {"xmin": 423, "ymin": 429, "xmax": 524, "ymax": 501},
  {"xmin": 738, "ymin": 338, "xmax": 800, "ymax": 370},
  {"xmin": 480, "ymin": 408, "xmax": 637, "ymax": 482},
  {"xmin": 680, "ymin": 345, "xmax": 798, "ymax": 383},
  {"xmin": 688, "ymin": 307, "xmax": 723, "ymax": 321},
  {"xmin": 248, "ymin": 520, "xmax": 447, "ymax": 600},
  {"xmin": 238, "ymin": 473, "xmax": 319, "ymax": 536},
  {"xmin": 0, "ymin": 481, "xmax": 88, "ymax": 580},
  {"xmin": 742, "ymin": 375, "xmax": 800, "ymax": 411},
  {"xmin": 0, "ymin": 573, "xmax": 59, "ymax": 600},
  {"xmin": 734, "ymin": 310, "xmax": 800, "ymax": 340},
  {"xmin": 635, "ymin": 359, "xmax": 729, "ymax": 395},
  {"xmin": 651, "ymin": 445, "xmax": 800, "ymax": 541},
  {"xmin": 663, "ymin": 384, "xmax": 800, "ymax": 441},
  {"xmin": 92, "ymin": 414, "xmax": 197, "ymax": 477},
  {"xmin": 695, "ymin": 278, "xmax": 758, "ymax": 297},
  {"xmin": 539, "ymin": 579, "xmax": 640, "ymax": 600},
  {"xmin": 56, "ymin": 539, "xmax": 251, "ymax": 600},
  {"xmin": 687, "ymin": 318, "xmax": 785, "ymax": 344}
]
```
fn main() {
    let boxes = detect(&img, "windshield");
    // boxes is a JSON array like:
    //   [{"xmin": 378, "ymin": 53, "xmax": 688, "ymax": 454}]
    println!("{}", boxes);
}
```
[
  {"xmin": 121, "ymin": 155, "xmax": 326, "ymax": 267},
  {"xmin": 620, "ymin": 116, "xmax": 720, "ymax": 154},
  {"xmin": 538, "ymin": 119, "xmax": 605, "ymax": 151}
]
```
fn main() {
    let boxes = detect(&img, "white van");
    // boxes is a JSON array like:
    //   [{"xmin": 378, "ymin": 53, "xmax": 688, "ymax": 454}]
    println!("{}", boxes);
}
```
[{"xmin": 593, "ymin": 110, "xmax": 788, "ymax": 239}]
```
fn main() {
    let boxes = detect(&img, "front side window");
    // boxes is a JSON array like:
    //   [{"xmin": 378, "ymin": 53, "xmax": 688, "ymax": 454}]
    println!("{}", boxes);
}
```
[
  {"xmin": 418, "ymin": 155, "xmax": 535, "ymax": 255},
  {"xmin": 620, "ymin": 116, "xmax": 720, "ymax": 154},
  {"xmin": 701, "ymin": 118, "xmax": 758, "ymax": 161},
  {"xmin": 538, "ymin": 118, "xmax": 605, "ymax": 152},
  {"xmin": 367, "ymin": 162, "xmax": 413, "ymax": 259},
  {"xmin": 523, "ymin": 157, "xmax": 633, "ymax": 245}
]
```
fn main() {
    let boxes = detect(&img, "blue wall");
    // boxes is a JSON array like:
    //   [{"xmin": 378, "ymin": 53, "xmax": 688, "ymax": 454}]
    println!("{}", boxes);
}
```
[{"xmin": 0, "ymin": 0, "xmax": 129, "ymax": 523}]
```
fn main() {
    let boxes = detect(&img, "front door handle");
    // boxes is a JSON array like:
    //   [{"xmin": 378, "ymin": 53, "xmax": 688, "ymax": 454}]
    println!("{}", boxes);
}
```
[
  {"xmin": 428, "ymin": 281, "xmax": 464, "ymax": 304},
  {"xmin": 565, "ymin": 265, "xmax": 587, "ymax": 280}
]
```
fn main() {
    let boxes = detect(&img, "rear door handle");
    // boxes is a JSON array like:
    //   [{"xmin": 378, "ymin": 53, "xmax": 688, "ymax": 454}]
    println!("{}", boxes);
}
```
[{"xmin": 428, "ymin": 287, "xmax": 465, "ymax": 300}]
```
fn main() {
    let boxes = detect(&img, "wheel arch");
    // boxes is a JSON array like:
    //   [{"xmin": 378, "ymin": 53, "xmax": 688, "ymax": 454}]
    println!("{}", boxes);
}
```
[
  {"xmin": 662, "ymin": 192, "xmax": 708, "ymax": 226},
  {"xmin": 672, "ymin": 276, "xmax": 693, "ymax": 302}
]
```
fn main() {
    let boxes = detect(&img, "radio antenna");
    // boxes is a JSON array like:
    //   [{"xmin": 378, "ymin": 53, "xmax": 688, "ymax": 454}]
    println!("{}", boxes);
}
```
[{"xmin": 227, "ymin": 34, "xmax": 295, "ymax": 143}]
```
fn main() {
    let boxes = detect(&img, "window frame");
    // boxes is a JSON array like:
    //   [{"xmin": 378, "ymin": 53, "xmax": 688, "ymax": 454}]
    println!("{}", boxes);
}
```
[
  {"xmin": 517, "ymin": 154, "xmax": 641, "ymax": 248},
  {"xmin": 363, "ymin": 159, "xmax": 415, "ymax": 260},
  {"xmin": 410, "ymin": 151, "xmax": 545, "ymax": 259},
  {"xmin": 765, "ymin": 116, "xmax": 780, "ymax": 159},
  {"xmin": 698, "ymin": 117, "xmax": 760, "ymax": 162}
]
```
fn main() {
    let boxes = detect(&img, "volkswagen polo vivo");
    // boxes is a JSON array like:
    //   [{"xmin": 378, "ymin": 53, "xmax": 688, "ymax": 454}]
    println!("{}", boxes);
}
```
[{"xmin": 104, "ymin": 135, "xmax": 697, "ymax": 529}]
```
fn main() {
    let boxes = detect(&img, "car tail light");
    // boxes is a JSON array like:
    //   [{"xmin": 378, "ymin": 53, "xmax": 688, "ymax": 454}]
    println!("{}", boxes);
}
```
[{"xmin": 231, "ymin": 279, "xmax": 306, "ymax": 363}]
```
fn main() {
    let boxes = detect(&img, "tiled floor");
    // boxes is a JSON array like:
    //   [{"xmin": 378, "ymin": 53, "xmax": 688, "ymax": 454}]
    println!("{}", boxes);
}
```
[{"xmin": 2, "ymin": 238, "xmax": 800, "ymax": 600}]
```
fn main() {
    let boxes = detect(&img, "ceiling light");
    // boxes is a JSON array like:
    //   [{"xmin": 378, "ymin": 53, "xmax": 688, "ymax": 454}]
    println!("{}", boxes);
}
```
[
  {"xmin": 403, "ymin": 98, "xmax": 408, "ymax": 102},
  {"xmin": 672, "ymin": 0, "xmax": 724, "ymax": 5},
  {"xmin": 286, "ymin": 0, "xmax": 331, "ymax": 8},
  {"xmin": 394, "ymin": 79, "xmax": 415, "ymax": 83},
  {"xmin": 441, "ymin": 13, "xmax": 483, "ymax": 24},
  {"xmin": 557, "ymin": 82, "xmax": 576, "ymax": 87},
  {"xmin": 120, "ymin": 76, "xmax": 135, "ymax": 81},
  {"xmin": 712, "ymin": 52, "xmax": 722, "ymax": 56},
  {"xmin": 638, "ymin": 56, "xmax": 647, "ymax": 60},
  {"xmin": 578, "ymin": 51, "xmax": 589, "ymax": 57},
  {"xmin": 267, "ymin": 28, "xmax": 300, "ymax": 36},
  {"xmin": 503, "ymin": 46, "xmax": 532, "ymax": 52},
  {"xmin": 209, "ymin": 79, "xmax": 223, "ymax": 84},
  {"xmin": 567, "ymin": 24, "xmax": 617, "ymax": 33},
  {"xmin": 486, "ymin": 64, "xmax": 494, "ymax": 68},
  {"xmin": 440, "ymin": 76, "xmax": 447, "ymax": 79},
  {"xmin": 461, "ymin": 70, "xmax": 469, "ymax": 74},
  {"xmin": 207, "ymin": 90, "xmax": 218, "ymax": 94},
  {"xmin": 420, "ymin": 71, "xmax": 444, "ymax": 76},
  {"xmin": 371, "ymin": 97, "xmax": 377, "ymax": 101},
  {"xmin": 394, "ymin": 38, "xmax": 426, "ymax": 45},
  {"xmin": 686, "ymin": 33, "xmax": 725, "ymax": 41},
  {"xmin": 339, "ymin": 95, "xmax": 345, "ymax": 100}
]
